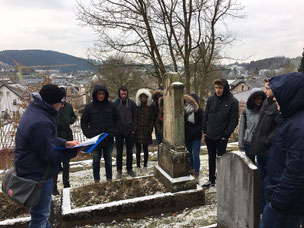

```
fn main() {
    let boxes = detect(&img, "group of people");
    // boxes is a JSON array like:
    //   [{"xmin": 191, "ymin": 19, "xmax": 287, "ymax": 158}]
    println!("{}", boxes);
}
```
[
  {"xmin": 80, "ymin": 85, "xmax": 158, "ymax": 182},
  {"xmin": 12, "ymin": 71, "xmax": 304, "ymax": 227},
  {"xmin": 238, "ymin": 73, "xmax": 304, "ymax": 227}
]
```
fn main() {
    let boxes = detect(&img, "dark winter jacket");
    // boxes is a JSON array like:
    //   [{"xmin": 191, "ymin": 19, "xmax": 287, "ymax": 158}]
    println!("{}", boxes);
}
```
[
  {"xmin": 81, "ymin": 84, "xmax": 120, "ymax": 146},
  {"xmin": 264, "ymin": 72, "xmax": 304, "ymax": 214},
  {"xmin": 202, "ymin": 79, "xmax": 239, "ymax": 140},
  {"xmin": 135, "ymin": 88, "xmax": 156, "ymax": 145},
  {"xmin": 250, "ymin": 96, "xmax": 282, "ymax": 156},
  {"xmin": 14, "ymin": 93, "xmax": 78, "ymax": 181},
  {"xmin": 56, "ymin": 102, "xmax": 77, "ymax": 140},
  {"xmin": 184, "ymin": 94, "xmax": 204, "ymax": 141},
  {"xmin": 155, "ymin": 97, "xmax": 163, "ymax": 140},
  {"xmin": 114, "ymin": 86, "xmax": 136, "ymax": 137},
  {"xmin": 238, "ymin": 89, "xmax": 266, "ymax": 150},
  {"xmin": 152, "ymin": 89, "xmax": 163, "ymax": 129}
]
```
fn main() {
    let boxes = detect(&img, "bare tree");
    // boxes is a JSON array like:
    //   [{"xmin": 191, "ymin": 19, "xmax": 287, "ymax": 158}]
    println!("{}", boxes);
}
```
[
  {"xmin": 89, "ymin": 55, "xmax": 146, "ymax": 100},
  {"xmin": 77, "ymin": 0, "xmax": 244, "ymax": 95}
]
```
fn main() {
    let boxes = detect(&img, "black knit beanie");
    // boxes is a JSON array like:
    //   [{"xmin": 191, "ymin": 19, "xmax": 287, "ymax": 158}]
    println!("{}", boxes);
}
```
[{"xmin": 39, "ymin": 84, "xmax": 65, "ymax": 104}]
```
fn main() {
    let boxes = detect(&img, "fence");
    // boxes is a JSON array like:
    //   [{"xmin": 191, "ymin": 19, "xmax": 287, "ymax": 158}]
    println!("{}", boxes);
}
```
[{"xmin": 0, "ymin": 119, "xmax": 88, "ymax": 150}]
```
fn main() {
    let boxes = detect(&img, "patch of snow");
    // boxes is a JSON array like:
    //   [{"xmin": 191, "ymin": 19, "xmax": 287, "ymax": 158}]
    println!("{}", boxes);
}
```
[
  {"xmin": 0, "ymin": 217, "xmax": 30, "ymax": 226},
  {"xmin": 155, "ymin": 165, "xmax": 195, "ymax": 183}
]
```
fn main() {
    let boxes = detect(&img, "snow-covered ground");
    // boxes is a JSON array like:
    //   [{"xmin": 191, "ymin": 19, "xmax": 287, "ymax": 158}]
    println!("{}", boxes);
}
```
[
  {"xmin": 55, "ymin": 143, "xmax": 238, "ymax": 227},
  {"xmin": 1, "ymin": 142, "xmax": 239, "ymax": 227}
]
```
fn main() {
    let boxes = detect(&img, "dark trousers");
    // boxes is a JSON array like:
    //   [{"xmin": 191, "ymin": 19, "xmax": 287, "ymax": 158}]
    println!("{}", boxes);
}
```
[
  {"xmin": 92, "ymin": 144, "xmax": 114, "ymax": 181},
  {"xmin": 53, "ymin": 160, "xmax": 70, "ymax": 188},
  {"xmin": 136, "ymin": 144, "xmax": 149, "ymax": 167},
  {"xmin": 259, "ymin": 202, "xmax": 303, "ymax": 228},
  {"xmin": 245, "ymin": 143, "xmax": 256, "ymax": 164},
  {"xmin": 257, "ymin": 155, "xmax": 268, "ymax": 208},
  {"xmin": 155, "ymin": 129, "xmax": 162, "ymax": 160},
  {"xmin": 205, "ymin": 136, "xmax": 228, "ymax": 183},
  {"xmin": 116, "ymin": 134, "xmax": 134, "ymax": 171}
]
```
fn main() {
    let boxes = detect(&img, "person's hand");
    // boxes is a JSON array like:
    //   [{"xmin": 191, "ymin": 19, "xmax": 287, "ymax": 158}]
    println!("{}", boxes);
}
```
[
  {"xmin": 203, "ymin": 134, "xmax": 206, "ymax": 137},
  {"xmin": 65, "ymin": 141, "xmax": 80, "ymax": 148}
]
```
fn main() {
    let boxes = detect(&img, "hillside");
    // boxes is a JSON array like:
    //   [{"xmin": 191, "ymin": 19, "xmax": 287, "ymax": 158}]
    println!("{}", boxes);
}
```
[
  {"xmin": 239, "ymin": 56, "xmax": 299, "ymax": 74},
  {"xmin": 0, "ymin": 49, "xmax": 97, "ymax": 73}
]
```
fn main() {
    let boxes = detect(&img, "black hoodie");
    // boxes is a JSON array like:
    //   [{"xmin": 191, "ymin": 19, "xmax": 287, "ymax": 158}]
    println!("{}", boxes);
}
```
[
  {"xmin": 114, "ymin": 86, "xmax": 136, "ymax": 137},
  {"xmin": 81, "ymin": 84, "xmax": 120, "ymax": 146},
  {"xmin": 202, "ymin": 79, "xmax": 239, "ymax": 140}
]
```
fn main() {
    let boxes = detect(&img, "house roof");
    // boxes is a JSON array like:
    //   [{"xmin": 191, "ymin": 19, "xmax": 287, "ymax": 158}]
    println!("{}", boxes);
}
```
[
  {"xmin": 230, "ymin": 77, "xmax": 265, "ymax": 90},
  {"xmin": 0, "ymin": 83, "xmax": 28, "ymax": 98},
  {"xmin": 234, "ymin": 87, "xmax": 264, "ymax": 103}
]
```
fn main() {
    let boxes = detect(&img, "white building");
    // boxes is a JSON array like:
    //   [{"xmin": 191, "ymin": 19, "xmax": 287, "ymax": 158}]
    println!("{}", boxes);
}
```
[{"xmin": 0, "ymin": 84, "xmax": 28, "ymax": 119}]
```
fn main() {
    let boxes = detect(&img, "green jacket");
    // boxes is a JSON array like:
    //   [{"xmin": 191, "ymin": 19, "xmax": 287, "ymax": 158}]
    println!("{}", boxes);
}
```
[{"xmin": 56, "ymin": 102, "xmax": 77, "ymax": 140}]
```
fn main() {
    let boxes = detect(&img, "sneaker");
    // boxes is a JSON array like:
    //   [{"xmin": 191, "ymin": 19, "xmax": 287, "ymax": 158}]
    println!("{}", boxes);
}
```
[
  {"xmin": 202, "ymin": 181, "xmax": 215, "ymax": 188},
  {"xmin": 52, "ymin": 188, "xmax": 60, "ymax": 196},
  {"xmin": 127, "ymin": 170, "xmax": 136, "ymax": 177},
  {"xmin": 94, "ymin": 179, "xmax": 100, "ymax": 183},
  {"xmin": 116, "ymin": 170, "xmax": 122, "ymax": 179}
]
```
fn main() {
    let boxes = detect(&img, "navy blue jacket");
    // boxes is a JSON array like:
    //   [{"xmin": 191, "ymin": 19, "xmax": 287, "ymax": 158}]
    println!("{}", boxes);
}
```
[
  {"xmin": 14, "ymin": 93, "xmax": 78, "ymax": 181},
  {"xmin": 265, "ymin": 72, "xmax": 304, "ymax": 214}
]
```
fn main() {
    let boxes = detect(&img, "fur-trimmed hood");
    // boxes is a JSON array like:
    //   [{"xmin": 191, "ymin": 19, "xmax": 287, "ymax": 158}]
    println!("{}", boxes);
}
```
[
  {"xmin": 135, "ymin": 88, "xmax": 152, "ymax": 107},
  {"xmin": 152, "ymin": 90, "xmax": 163, "ymax": 101},
  {"xmin": 184, "ymin": 94, "xmax": 199, "ymax": 112},
  {"xmin": 246, "ymin": 88, "xmax": 266, "ymax": 110}
]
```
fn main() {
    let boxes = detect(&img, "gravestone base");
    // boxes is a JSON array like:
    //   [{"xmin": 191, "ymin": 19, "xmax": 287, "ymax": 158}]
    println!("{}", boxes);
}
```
[
  {"xmin": 154, "ymin": 165, "xmax": 197, "ymax": 192},
  {"xmin": 155, "ymin": 142, "xmax": 197, "ymax": 192}
]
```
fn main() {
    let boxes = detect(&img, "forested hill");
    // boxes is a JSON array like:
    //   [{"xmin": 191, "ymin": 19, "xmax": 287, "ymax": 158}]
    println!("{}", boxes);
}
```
[
  {"xmin": 0, "ymin": 49, "xmax": 96, "ymax": 73},
  {"xmin": 238, "ymin": 56, "xmax": 294, "ymax": 74}
]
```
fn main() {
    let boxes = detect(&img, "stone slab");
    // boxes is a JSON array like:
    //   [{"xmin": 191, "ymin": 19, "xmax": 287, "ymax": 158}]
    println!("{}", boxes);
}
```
[
  {"xmin": 217, "ymin": 151, "xmax": 260, "ymax": 228},
  {"xmin": 154, "ymin": 165, "xmax": 197, "ymax": 192}
]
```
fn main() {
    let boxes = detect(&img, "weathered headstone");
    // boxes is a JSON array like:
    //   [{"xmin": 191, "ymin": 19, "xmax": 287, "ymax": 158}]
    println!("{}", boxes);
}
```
[
  {"xmin": 217, "ymin": 151, "xmax": 260, "ymax": 228},
  {"xmin": 154, "ymin": 72, "xmax": 197, "ymax": 192}
]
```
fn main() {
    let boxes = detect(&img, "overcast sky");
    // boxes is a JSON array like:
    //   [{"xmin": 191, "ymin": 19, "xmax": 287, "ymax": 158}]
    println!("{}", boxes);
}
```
[{"xmin": 0, "ymin": 0, "xmax": 303, "ymax": 64}]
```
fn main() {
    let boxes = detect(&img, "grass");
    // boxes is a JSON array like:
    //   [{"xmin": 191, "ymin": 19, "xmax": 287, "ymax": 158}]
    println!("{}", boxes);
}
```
[{"xmin": 70, "ymin": 176, "xmax": 167, "ymax": 208}]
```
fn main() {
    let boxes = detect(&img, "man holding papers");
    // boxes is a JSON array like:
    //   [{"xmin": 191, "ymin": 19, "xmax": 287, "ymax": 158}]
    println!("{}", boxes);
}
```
[
  {"xmin": 14, "ymin": 84, "xmax": 81, "ymax": 227},
  {"xmin": 81, "ymin": 84, "xmax": 120, "ymax": 182}
]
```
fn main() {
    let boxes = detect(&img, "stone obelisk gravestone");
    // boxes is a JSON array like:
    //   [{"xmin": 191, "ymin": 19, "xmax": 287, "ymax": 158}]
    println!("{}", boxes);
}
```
[{"xmin": 154, "ymin": 72, "xmax": 197, "ymax": 192}]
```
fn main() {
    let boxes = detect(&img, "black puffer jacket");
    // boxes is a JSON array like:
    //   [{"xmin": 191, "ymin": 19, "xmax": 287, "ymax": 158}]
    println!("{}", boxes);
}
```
[
  {"xmin": 202, "ymin": 79, "xmax": 239, "ymax": 140},
  {"xmin": 81, "ymin": 84, "xmax": 120, "ymax": 146},
  {"xmin": 114, "ymin": 86, "xmax": 136, "ymax": 137},
  {"xmin": 135, "ymin": 88, "xmax": 156, "ymax": 145},
  {"xmin": 184, "ymin": 94, "xmax": 204, "ymax": 141},
  {"xmin": 250, "ymin": 97, "xmax": 282, "ymax": 156}
]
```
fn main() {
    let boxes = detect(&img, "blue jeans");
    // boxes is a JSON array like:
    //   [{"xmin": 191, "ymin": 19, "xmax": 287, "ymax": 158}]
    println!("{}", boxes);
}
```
[
  {"xmin": 259, "ymin": 202, "xmax": 303, "ymax": 228},
  {"xmin": 257, "ymin": 155, "xmax": 268, "ymax": 208},
  {"xmin": 185, "ymin": 139, "xmax": 201, "ymax": 173},
  {"xmin": 92, "ymin": 144, "xmax": 114, "ymax": 181},
  {"xmin": 245, "ymin": 144, "xmax": 255, "ymax": 164},
  {"xmin": 29, "ymin": 178, "xmax": 53, "ymax": 228}
]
